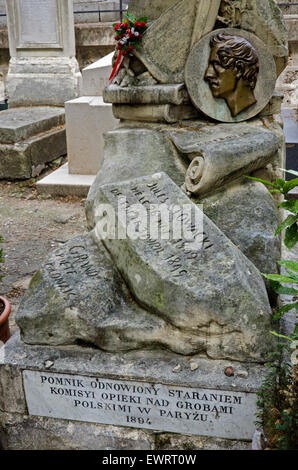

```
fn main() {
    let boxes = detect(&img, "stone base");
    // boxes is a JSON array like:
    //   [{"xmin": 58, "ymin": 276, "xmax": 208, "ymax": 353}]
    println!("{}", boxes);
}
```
[
  {"xmin": 7, "ymin": 57, "xmax": 82, "ymax": 107},
  {"xmin": 65, "ymin": 96, "xmax": 118, "ymax": 175},
  {"xmin": 0, "ymin": 333, "xmax": 262, "ymax": 450},
  {"xmin": 0, "ymin": 107, "xmax": 66, "ymax": 180},
  {"xmin": 36, "ymin": 163, "xmax": 96, "ymax": 197}
]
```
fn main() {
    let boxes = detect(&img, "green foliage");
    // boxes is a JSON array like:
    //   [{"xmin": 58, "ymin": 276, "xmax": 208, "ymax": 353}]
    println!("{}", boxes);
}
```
[
  {"xmin": 256, "ymin": 344, "xmax": 298, "ymax": 450},
  {"xmin": 251, "ymin": 169, "xmax": 298, "ymax": 449},
  {"xmin": 263, "ymin": 260, "xmax": 298, "ymax": 325},
  {"xmin": 247, "ymin": 169, "xmax": 298, "ymax": 250}
]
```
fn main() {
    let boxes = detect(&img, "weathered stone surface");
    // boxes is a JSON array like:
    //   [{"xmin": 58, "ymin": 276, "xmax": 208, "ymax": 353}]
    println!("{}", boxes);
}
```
[
  {"xmin": 7, "ymin": 57, "xmax": 82, "ymax": 108},
  {"xmin": 185, "ymin": 28, "xmax": 277, "ymax": 123},
  {"xmin": 0, "ymin": 412, "xmax": 153, "ymax": 450},
  {"xmin": 129, "ymin": 0, "xmax": 178, "ymax": 22},
  {"xmin": 156, "ymin": 433, "xmax": 251, "ymax": 450},
  {"xmin": 134, "ymin": 0, "xmax": 220, "ymax": 83},
  {"xmin": 112, "ymin": 103, "xmax": 198, "ymax": 123},
  {"xmin": 0, "ymin": 363, "xmax": 27, "ymax": 415},
  {"xmin": 92, "ymin": 172, "xmax": 274, "ymax": 363},
  {"xmin": 23, "ymin": 369, "xmax": 257, "ymax": 439},
  {"xmin": 103, "ymin": 83, "xmax": 189, "ymax": 105},
  {"xmin": 0, "ymin": 107, "xmax": 65, "ymax": 144},
  {"xmin": 66, "ymin": 96, "xmax": 118, "ymax": 175},
  {"xmin": 6, "ymin": 1, "xmax": 82, "ymax": 107},
  {"xmin": 17, "ymin": 234, "xmax": 216, "ymax": 356},
  {"xmin": 36, "ymin": 163, "xmax": 96, "ymax": 198},
  {"xmin": 199, "ymin": 179, "xmax": 281, "ymax": 281},
  {"xmin": 168, "ymin": 123, "xmax": 279, "ymax": 196},
  {"xmin": 82, "ymin": 52, "xmax": 113, "ymax": 97},
  {"xmin": 217, "ymin": 0, "xmax": 288, "ymax": 76},
  {"xmin": 0, "ymin": 332, "xmax": 269, "ymax": 446},
  {"xmin": 0, "ymin": 125, "xmax": 66, "ymax": 180},
  {"xmin": 86, "ymin": 127, "xmax": 187, "ymax": 230}
]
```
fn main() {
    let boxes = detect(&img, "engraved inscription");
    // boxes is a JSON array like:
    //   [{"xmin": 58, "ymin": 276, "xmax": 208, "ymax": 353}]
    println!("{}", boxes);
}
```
[
  {"xmin": 107, "ymin": 181, "xmax": 214, "ymax": 280},
  {"xmin": 19, "ymin": 0, "xmax": 59, "ymax": 46},
  {"xmin": 44, "ymin": 244, "xmax": 100, "ymax": 301},
  {"xmin": 23, "ymin": 371, "xmax": 257, "ymax": 440}
]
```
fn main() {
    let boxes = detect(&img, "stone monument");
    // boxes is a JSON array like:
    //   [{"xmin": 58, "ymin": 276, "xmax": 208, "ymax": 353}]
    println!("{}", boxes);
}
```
[
  {"xmin": 0, "ymin": 0, "xmax": 82, "ymax": 179},
  {"xmin": 36, "ymin": 52, "xmax": 119, "ymax": 197},
  {"xmin": 0, "ymin": 0, "xmax": 289, "ymax": 450}
]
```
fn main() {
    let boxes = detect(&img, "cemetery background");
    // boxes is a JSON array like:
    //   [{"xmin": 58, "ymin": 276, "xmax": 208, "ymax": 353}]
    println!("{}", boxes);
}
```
[{"xmin": 0, "ymin": 0, "xmax": 297, "ymax": 451}]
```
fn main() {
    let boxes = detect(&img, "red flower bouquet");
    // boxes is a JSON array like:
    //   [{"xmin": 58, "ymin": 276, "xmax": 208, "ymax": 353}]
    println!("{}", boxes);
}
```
[{"xmin": 109, "ymin": 12, "xmax": 148, "ymax": 83}]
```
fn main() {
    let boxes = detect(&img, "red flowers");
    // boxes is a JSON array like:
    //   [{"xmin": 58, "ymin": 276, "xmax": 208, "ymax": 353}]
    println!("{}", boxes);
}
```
[{"xmin": 112, "ymin": 13, "xmax": 147, "ymax": 55}]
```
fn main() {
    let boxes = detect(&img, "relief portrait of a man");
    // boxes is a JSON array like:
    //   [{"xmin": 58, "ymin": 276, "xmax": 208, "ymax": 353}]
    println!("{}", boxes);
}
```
[{"xmin": 204, "ymin": 33, "xmax": 260, "ymax": 117}]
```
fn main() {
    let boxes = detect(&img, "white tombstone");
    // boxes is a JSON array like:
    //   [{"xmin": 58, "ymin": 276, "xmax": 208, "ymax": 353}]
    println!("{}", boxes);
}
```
[
  {"xmin": 37, "ymin": 52, "xmax": 118, "ymax": 195},
  {"xmin": 6, "ymin": 0, "xmax": 82, "ymax": 107}
]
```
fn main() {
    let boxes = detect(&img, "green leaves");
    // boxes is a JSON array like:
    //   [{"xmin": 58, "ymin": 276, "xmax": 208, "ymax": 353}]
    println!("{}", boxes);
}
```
[
  {"xmin": 284, "ymin": 222, "xmax": 298, "ymax": 250},
  {"xmin": 245, "ymin": 175, "xmax": 280, "ymax": 189},
  {"xmin": 264, "ymin": 273, "xmax": 297, "ymax": 283},
  {"xmin": 264, "ymin": 260, "xmax": 298, "ymax": 321},
  {"xmin": 246, "ymin": 172, "xmax": 298, "ymax": 249},
  {"xmin": 275, "ymin": 214, "xmax": 298, "ymax": 235}
]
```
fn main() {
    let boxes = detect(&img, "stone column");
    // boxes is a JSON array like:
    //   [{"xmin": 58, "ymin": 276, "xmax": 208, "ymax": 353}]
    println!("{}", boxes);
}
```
[{"xmin": 6, "ymin": 0, "xmax": 82, "ymax": 107}]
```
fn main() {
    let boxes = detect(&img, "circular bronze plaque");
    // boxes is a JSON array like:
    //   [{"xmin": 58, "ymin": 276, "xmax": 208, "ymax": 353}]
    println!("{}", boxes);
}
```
[{"xmin": 185, "ymin": 28, "xmax": 277, "ymax": 122}]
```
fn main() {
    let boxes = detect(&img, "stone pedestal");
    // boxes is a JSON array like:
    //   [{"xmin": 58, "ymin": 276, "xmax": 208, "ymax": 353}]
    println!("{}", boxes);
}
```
[
  {"xmin": 6, "ymin": 0, "xmax": 81, "ymax": 107},
  {"xmin": 0, "ymin": 0, "xmax": 82, "ymax": 179},
  {"xmin": 0, "ymin": 106, "xmax": 66, "ymax": 179},
  {"xmin": 37, "ymin": 52, "xmax": 118, "ymax": 196},
  {"xmin": 0, "ymin": 333, "xmax": 258, "ymax": 450}
]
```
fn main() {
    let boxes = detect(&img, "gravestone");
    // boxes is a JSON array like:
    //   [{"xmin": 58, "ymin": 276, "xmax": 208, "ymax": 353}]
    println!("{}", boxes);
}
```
[
  {"xmin": 0, "ymin": 0, "xmax": 289, "ymax": 450},
  {"xmin": 6, "ymin": 0, "xmax": 81, "ymax": 107},
  {"xmin": 36, "ymin": 52, "xmax": 119, "ymax": 197},
  {"xmin": 0, "ymin": 0, "xmax": 82, "ymax": 179}
]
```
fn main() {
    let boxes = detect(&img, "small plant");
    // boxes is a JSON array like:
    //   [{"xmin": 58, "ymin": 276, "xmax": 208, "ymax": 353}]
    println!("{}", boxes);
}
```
[
  {"xmin": 248, "ymin": 170, "xmax": 298, "ymax": 450},
  {"xmin": 247, "ymin": 169, "xmax": 298, "ymax": 250}
]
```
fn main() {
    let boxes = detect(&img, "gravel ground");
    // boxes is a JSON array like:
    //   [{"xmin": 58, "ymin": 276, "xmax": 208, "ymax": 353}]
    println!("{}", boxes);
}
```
[{"xmin": 0, "ymin": 175, "xmax": 86, "ymax": 336}]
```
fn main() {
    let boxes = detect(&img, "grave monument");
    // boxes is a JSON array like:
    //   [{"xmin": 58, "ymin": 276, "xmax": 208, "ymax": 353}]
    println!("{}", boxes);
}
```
[
  {"xmin": 0, "ymin": 0, "xmax": 289, "ymax": 450},
  {"xmin": 37, "ymin": 52, "xmax": 119, "ymax": 197},
  {"xmin": 0, "ymin": 0, "xmax": 81, "ymax": 179}
]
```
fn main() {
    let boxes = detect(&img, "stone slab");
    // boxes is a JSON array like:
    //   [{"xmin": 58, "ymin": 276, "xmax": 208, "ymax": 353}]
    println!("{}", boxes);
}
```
[
  {"xmin": 103, "ymin": 84, "xmax": 189, "ymax": 105},
  {"xmin": 36, "ymin": 163, "xmax": 96, "ymax": 197},
  {"xmin": 85, "ymin": 126, "xmax": 187, "ymax": 230},
  {"xmin": 17, "ymin": 233, "xmax": 223, "ymax": 356},
  {"xmin": 82, "ymin": 52, "xmax": 113, "ymax": 96},
  {"xmin": 23, "ymin": 369, "xmax": 257, "ymax": 440},
  {"xmin": 6, "ymin": 0, "xmax": 76, "ymax": 58},
  {"xmin": 200, "ymin": 178, "xmax": 281, "ymax": 302},
  {"xmin": 112, "ymin": 103, "xmax": 198, "ymax": 123},
  {"xmin": 0, "ymin": 332, "xmax": 268, "ymax": 444},
  {"xmin": 92, "ymin": 172, "xmax": 274, "ymax": 363},
  {"xmin": 129, "ymin": 0, "xmax": 178, "ymax": 22},
  {"xmin": 0, "ymin": 411, "xmax": 153, "ymax": 450},
  {"xmin": 7, "ymin": 57, "xmax": 82, "ymax": 107},
  {"xmin": 18, "ymin": 0, "xmax": 59, "ymax": 47},
  {"xmin": 0, "ymin": 106, "xmax": 65, "ymax": 144},
  {"xmin": 65, "ymin": 96, "xmax": 118, "ymax": 175},
  {"xmin": 0, "ymin": 124, "xmax": 66, "ymax": 180},
  {"xmin": 134, "ymin": 0, "xmax": 220, "ymax": 83}
]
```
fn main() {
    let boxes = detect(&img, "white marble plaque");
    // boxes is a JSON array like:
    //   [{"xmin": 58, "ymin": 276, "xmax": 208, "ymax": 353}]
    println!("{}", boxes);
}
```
[
  {"xmin": 23, "ymin": 370, "xmax": 257, "ymax": 440},
  {"xmin": 19, "ymin": 0, "xmax": 59, "ymax": 47}
]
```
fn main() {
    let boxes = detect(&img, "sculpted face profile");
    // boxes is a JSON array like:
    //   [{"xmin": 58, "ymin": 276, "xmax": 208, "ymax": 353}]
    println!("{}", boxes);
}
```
[{"xmin": 205, "ymin": 33, "xmax": 259, "ymax": 117}]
